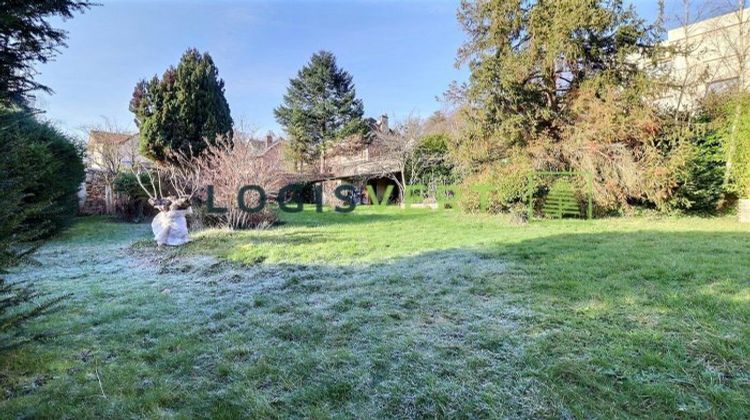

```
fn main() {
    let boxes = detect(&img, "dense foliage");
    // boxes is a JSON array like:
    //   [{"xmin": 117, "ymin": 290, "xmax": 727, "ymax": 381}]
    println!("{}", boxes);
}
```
[
  {"xmin": 0, "ymin": 0, "xmax": 93, "ymax": 107},
  {"xmin": 130, "ymin": 49, "xmax": 233, "ymax": 164},
  {"xmin": 665, "ymin": 92, "xmax": 750, "ymax": 212},
  {"xmin": 113, "ymin": 172, "xmax": 153, "ymax": 222},
  {"xmin": 113, "ymin": 172, "xmax": 151, "ymax": 200},
  {"xmin": 720, "ymin": 93, "xmax": 750, "ymax": 199},
  {"xmin": 452, "ymin": 0, "xmax": 689, "ymax": 213},
  {"xmin": 0, "ymin": 0, "xmax": 91, "ymax": 345},
  {"xmin": 671, "ymin": 130, "xmax": 726, "ymax": 212},
  {"xmin": 0, "ymin": 114, "xmax": 41, "ymax": 267},
  {"xmin": 274, "ymin": 51, "xmax": 368, "ymax": 165},
  {"xmin": 412, "ymin": 133, "xmax": 454, "ymax": 186},
  {"xmin": 0, "ymin": 109, "xmax": 85, "ymax": 243},
  {"xmin": 459, "ymin": 151, "xmax": 533, "ymax": 213},
  {"xmin": 0, "ymin": 109, "xmax": 81, "ymax": 345}
]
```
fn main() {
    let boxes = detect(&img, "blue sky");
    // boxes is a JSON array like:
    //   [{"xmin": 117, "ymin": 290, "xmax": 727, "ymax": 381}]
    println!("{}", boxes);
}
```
[{"xmin": 35, "ymin": 0, "xmax": 685, "ymax": 138}]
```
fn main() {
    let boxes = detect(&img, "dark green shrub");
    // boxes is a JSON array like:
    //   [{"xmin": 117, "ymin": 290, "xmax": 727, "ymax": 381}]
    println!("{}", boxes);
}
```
[
  {"xmin": 33, "ymin": 126, "xmax": 85, "ymax": 233},
  {"xmin": 0, "ymin": 109, "xmax": 76, "ymax": 346},
  {"xmin": 671, "ymin": 130, "xmax": 726, "ymax": 213},
  {"xmin": 130, "ymin": 49, "xmax": 233, "ymax": 163},
  {"xmin": 0, "ymin": 116, "xmax": 42, "ymax": 266},
  {"xmin": 668, "ymin": 93, "xmax": 750, "ymax": 213},
  {"xmin": 411, "ymin": 133, "xmax": 455, "ymax": 186},
  {"xmin": 113, "ymin": 171, "xmax": 150, "ymax": 199},
  {"xmin": 459, "ymin": 156, "xmax": 533, "ymax": 213},
  {"xmin": 113, "ymin": 171, "xmax": 153, "ymax": 222},
  {"xmin": 0, "ymin": 109, "xmax": 85, "ymax": 237}
]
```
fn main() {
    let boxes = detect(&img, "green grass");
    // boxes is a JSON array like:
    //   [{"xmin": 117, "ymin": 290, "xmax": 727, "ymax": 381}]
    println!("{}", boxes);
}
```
[{"xmin": 2, "ymin": 208, "xmax": 749, "ymax": 418}]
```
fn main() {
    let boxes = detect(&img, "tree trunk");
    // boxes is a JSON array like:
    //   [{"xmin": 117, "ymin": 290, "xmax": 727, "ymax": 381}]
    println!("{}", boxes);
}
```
[
  {"xmin": 398, "ymin": 169, "xmax": 406, "ymax": 204},
  {"xmin": 104, "ymin": 184, "xmax": 115, "ymax": 215}
]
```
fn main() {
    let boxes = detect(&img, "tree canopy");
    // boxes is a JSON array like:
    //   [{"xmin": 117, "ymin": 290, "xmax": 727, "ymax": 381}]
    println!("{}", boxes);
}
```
[
  {"xmin": 453, "ymin": 0, "xmax": 681, "ymax": 211},
  {"xmin": 274, "ymin": 51, "xmax": 367, "ymax": 165},
  {"xmin": 0, "ymin": 0, "xmax": 93, "ymax": 108},
  {"xmin": 129, "ymin": 48, "xmax": 233, "ymax": 164}
]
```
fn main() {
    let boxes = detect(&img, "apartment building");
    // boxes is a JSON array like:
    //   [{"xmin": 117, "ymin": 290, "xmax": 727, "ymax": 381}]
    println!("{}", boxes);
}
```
[{"xmin": 660, "ymin": 7, "xmax": 750, "ymax": 110}]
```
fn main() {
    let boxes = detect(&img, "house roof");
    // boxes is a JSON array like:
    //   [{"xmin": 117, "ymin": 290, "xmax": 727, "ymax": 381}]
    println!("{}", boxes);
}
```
[
  {"xmin": 88, "ymin": 130, "xmax": 138, "ymax": 145},
  {"xmin": 256, "ymin": 137, "xmax": 287, "ymax": 157}
]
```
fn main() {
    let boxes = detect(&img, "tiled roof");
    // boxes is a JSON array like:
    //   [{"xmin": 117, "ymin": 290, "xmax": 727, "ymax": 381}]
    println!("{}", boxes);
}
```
[{"xmin": 88, "ymin": 130, "xmax": 137, "ymax": 145}]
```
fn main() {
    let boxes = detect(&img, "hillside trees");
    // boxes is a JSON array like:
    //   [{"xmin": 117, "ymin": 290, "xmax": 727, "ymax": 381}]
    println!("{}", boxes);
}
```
[
  {"xmin": 274, "ymin": 51, "xmax": 368, "ymax": 169},
  {"xmin": 130, "ymin": 49, "xmax": 233, "ymax": 164}
]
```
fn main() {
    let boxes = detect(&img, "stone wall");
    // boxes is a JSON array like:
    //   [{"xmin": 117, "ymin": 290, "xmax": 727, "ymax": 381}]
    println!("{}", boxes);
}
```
[{"xmin": 79, "ymin": 169, "xmax": 109, "ymax": 215}]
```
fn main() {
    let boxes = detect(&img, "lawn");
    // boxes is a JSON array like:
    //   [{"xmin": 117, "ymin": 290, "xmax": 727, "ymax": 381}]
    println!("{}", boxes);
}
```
[{"xmin": 2, "ymin": 207, "xmax": 750, "ymax": 418}]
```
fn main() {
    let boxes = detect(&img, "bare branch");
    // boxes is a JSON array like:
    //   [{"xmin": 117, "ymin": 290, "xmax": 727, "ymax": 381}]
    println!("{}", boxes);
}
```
[{"xmin": 369, "ymin": 116, "xmax": 430, "ymax": 202}]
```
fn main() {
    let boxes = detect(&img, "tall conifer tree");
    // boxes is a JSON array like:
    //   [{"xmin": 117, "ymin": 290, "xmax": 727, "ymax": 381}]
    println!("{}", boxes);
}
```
[
  {"xmin": 275, "ymin": 51, "xmax": 367, "ymax": 165},
  {"xmin": 130, "ymin": 49, "xmax": 233, "ymax": 163}
]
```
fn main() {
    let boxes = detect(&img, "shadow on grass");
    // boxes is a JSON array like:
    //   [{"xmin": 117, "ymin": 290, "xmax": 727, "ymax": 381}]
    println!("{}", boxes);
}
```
[
  {"xmin": 473, "ymin": 230, "xmax": 750, "ymax": 418},
  {"xmin": 482, "ymin": 229, "xmax": 750, "ymax": 311},
  {"xmin": 145, "ymin": 229, "xmax": 750, "ymax": 417},
  {"xmin": 3, "ymin": 224, "xmax": 750, "ymax": 418}
]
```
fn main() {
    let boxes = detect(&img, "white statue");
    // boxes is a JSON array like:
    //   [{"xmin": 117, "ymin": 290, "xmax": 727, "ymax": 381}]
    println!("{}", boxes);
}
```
[{"xmin": 150, "ymin": 197, "xmax": 192, "ymax": 247}]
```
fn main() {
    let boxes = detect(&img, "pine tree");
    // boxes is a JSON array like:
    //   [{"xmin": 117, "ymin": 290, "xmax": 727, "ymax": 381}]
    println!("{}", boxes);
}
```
[
  {"xmin": 130, "ymin": 49, "xmax": 233, "ymax": 164},
  {"xmin": 1, "ymin": 277, "xmax": 71, "ymax": 348},
  {"xmin": 0, "ymin": 0, "xmax": 93, "ymax": 108},
  {"xmin": 274, "ymin": 51, "xmax": 367, "ymax": 165}
]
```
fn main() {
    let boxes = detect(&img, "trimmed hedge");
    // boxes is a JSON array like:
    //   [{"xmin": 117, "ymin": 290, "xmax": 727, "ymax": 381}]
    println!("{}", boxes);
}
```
[{"xmin": 1, "ymin": 109, "xmax": 85, "ymax": 262}]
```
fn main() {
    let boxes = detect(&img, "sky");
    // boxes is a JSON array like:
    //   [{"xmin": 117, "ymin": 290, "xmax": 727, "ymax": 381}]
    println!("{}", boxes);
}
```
[{"xmin": 34, "ymin": 0, "xmax": 691, "ymax": 138}]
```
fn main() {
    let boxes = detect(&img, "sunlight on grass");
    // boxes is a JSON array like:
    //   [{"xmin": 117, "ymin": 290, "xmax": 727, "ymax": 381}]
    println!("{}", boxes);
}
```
[{"xmin": 2, "ymin": 211, "xmax": 750, "ymax": 417}]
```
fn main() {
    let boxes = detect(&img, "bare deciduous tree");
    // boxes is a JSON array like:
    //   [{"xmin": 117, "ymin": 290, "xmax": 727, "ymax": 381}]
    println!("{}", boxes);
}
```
[
  {"xmin": 664, "ymin": 0, "xmax": 714, "ymax": 115},
  {"xmin": 129, "ymin": 126, "xmax": 286, "ymax": 230},
  {"xmin": 195, "ymin": 135, "xmax": 284, "ymax": 229},
  {"xmin": 371, "ymin": 117, "xmax": 444, "ymax": 203},
  {"xmin": 130, "ymin": 144, "xmax": 202, "ymax": 213},
  {"xmin": 84, "ymin": 118, "xmax": 140, "ymax": 214},
  {"xmin": 709, "ymin": 0, "xmax": 750, "ymax": 90}
]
